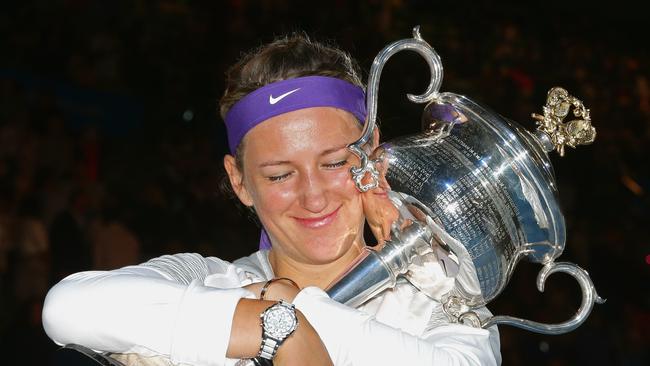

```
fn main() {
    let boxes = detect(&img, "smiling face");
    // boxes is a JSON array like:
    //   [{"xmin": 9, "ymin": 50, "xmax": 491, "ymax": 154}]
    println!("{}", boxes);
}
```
[{"xmin": 224, "ymin": 107, "xmax": 366, "ymax": 268}]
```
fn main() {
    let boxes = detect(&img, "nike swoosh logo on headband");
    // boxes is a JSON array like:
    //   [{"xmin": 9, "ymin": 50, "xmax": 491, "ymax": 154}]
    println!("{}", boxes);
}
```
[{"xmin": 269, "ymin": 88, "xmax": 300, "ymax": 105}]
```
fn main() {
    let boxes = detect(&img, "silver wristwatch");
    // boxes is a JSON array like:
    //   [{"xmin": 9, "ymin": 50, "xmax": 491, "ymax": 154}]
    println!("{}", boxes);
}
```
[{"xmin": 257, "ymin": 300, "xmax": 298, "ymax": 360}]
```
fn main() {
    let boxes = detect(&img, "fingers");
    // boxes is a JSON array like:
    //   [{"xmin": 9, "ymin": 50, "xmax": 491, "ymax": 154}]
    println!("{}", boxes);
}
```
[{"xmin": 362, "ymin": 190, "xmax": 400, "ymax": 244}]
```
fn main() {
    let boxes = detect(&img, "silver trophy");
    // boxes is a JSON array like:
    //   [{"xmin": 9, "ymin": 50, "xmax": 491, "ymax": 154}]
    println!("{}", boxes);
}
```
[{"xmin": 326, "ymin": 27, "xmax": 604, "ymax": 334}]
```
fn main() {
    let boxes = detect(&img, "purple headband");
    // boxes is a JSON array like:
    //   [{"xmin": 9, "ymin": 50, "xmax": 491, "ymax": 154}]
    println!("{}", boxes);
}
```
[
  {"xmin": 224, "ymin": 75, "xmax": 367, "ymax": 250},
  {"xmin": 224, "ymin": 75, "xmax": 367, "ymax": 154}
]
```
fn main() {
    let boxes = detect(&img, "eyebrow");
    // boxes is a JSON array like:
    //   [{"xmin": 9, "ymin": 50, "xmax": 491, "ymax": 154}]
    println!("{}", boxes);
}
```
[
  {"xmin": 321, "ymin": 143, "xmax": 349, "ymax": 156},
  {"xmin": 257, "ymin": 144, "xmax": 349, "ymax": 168},
  {"xmin": 259, "ymin": 160, "xmax": 291, "ymax": 168}
]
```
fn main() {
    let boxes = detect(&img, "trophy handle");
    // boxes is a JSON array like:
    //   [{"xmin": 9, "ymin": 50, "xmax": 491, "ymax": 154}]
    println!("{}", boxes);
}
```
[
  {"xmin": 349, "ymin": 25, "xmax": 444, "ymax": 192},
  {"xmin": 479, "ymin": 261, "xmax": 606, "ymax": 334}
]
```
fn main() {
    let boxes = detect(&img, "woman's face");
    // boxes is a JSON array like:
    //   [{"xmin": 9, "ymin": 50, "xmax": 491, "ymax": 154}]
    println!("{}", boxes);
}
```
[{"xmin": 226, "ymin": 107, "xmax": 366, "ymax": 265}]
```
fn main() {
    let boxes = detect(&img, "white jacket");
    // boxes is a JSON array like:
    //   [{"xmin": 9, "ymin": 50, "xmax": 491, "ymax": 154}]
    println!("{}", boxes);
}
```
[{"xmin": 42, "ymin": 251, "xmax": 501, "ymax": 365}]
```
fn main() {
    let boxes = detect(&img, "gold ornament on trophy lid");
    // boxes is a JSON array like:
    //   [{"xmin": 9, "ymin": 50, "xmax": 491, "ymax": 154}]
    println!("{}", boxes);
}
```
[{"xmin": 531, "ymin": 87, "xmax": 596, "ymax": 156}]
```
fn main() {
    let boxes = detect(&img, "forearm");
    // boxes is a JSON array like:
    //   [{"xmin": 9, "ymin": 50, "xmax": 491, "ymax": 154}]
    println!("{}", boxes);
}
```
[
  {"xmin": 42, "ymin": 269, "xmax": 253, "ymax": 366},
  {"xmin": 227, "ymin": 298, "xmax": 273, "ymax": 358}
]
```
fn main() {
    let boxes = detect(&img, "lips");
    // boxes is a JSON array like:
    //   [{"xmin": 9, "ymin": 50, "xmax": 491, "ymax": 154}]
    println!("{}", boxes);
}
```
[{"xmin": 293, "ymin": 206, "xmax": 341, "ymax": 229}]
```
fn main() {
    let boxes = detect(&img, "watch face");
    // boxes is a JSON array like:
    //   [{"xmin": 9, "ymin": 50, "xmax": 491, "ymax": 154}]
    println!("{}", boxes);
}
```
[{"xmin": 264, "ymin": 304, "xmax": 297, "ymax": 339}]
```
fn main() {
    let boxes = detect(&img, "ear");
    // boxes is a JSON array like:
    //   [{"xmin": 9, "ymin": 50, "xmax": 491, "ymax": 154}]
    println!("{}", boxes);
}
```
[{"xmin": 223, "ymin": 154, "xmax": 254, "ymax": 207}]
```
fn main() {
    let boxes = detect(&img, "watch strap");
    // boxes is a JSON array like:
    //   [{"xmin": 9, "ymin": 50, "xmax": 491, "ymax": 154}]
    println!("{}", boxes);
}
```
[
  {"xmin": 258, "ymin": 335, "xmax": 281, "ymax": 360},
  {"xmin": 252, "ymin": 356, "xmax": 273, "ymax": 366}
]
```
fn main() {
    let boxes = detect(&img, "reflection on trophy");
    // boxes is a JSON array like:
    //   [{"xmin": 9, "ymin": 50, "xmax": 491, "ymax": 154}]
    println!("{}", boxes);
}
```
[{"xmin": 326, "ymin": 27, "xmax": 604, "ymax": 334}]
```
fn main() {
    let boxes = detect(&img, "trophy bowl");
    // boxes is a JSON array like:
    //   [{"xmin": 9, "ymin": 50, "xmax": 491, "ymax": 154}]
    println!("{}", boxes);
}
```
[
  {"xmin": 376, "ymin": 94, "xmax": 566, "ymax": 304},
  {"xmin": 327, "ymin": 27, "xmax": 603, "ymax": 335}
]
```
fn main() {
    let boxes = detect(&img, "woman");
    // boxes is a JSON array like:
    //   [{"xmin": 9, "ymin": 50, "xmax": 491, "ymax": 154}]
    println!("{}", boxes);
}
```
[{"xmin": 42, "ymin": 33, "xmax": 501, "ymax": 365}]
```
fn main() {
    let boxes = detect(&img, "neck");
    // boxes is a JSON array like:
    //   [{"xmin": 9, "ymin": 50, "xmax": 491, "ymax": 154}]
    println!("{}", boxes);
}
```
[{"xmin": 268, "ymin": 242, "xmax": 365, "ymax": 290}]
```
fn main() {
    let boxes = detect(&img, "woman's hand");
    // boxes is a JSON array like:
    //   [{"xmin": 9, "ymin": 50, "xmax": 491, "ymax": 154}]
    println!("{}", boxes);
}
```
[
  {"xmin": 359, "ymin": 146, "xmax": 401, "ymax": 245},
  {"xmin": 362, "ymin": 186, "xmax": 400, "ymax": 245}
]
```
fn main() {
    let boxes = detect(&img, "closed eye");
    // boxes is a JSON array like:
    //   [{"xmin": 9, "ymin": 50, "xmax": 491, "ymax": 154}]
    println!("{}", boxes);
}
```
[
  {"xmin": 267, "ymin": 172, "xmax": 292, "ymax": 182},
  {"xmin": 323, "ymin": 160, "xmax": 348, "ymax": 169}
]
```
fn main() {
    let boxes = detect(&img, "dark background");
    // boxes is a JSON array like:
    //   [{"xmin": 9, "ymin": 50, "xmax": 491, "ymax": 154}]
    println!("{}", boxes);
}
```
[{"xmin": 0, "ymin": 1, "xmax": 648, "ymax": 364}]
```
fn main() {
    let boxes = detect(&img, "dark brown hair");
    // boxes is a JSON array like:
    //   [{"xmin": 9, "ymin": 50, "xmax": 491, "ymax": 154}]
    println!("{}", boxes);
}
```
[
  {"xmin": 219, "ymin": 32, "xmax": 364, "ymax": 122},
  {"xmin": 218, "ymin": 32, "xmax": 365, "ymax": 205}
]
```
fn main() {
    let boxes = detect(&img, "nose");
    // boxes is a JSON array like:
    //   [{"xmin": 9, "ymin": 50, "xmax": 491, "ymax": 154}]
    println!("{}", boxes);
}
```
[{"xmin": 299, "ymin": 169, "xmax": 328, "ymax": 213}]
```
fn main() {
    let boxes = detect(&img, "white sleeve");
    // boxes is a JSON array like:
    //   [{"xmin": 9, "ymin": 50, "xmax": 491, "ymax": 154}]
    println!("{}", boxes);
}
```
[
  {"xmin": 293, "ymin": 287, "xmax": 499, "ymax": 366},
  {"xmin": 42, "ymin": 253, "xmax": 255, "ymax": 366}
]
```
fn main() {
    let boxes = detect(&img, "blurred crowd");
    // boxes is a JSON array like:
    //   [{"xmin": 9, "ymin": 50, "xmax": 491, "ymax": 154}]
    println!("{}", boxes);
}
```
[{"xmin": 0, "ymin": 1, "xmax": 648, "ymax": 364}]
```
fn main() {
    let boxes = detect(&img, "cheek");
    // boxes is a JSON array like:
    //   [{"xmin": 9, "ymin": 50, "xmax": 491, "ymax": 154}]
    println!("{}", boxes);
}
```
[
  {"xmin": 252, "ymin": 184, "xmax": 297, "ymax": 214},
  {"xmin": 324, "ymin": 166, "xmax": 350, "ymax": 186},
  {"xmin": 327, "ymin": 168, "xmax": 363, "ymax": 206}
]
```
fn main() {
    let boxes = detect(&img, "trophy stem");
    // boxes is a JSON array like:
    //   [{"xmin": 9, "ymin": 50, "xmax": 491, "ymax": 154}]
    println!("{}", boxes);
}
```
[
  {"xmin": 326, "ymin": 247, "xmax": 396, "ymax": 308},
  {"xmin": 480, "ymin": 261, "xmax": 605, "ymax": 334},
  {"xmin": 327, "ymin": 220, "xmax": 433, "ymax": 307}
]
